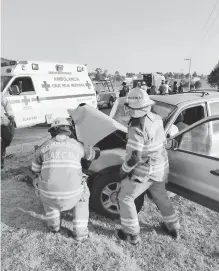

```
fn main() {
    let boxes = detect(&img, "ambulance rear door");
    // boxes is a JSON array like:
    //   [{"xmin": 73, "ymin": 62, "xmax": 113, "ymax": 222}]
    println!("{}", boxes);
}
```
[
  {"xmin": 3, "ymin": 76, "xmax": 45, "ymax": 128},
  {"xmin": 34, "ymin": 65, "xmax": 97, "ymax": 123}
]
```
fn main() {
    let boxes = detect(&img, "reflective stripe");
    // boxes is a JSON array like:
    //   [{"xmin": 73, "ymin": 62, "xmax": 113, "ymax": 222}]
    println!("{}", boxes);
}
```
[
  {"xmin": 143, "ymin": 142, "xmax": 164, "ymax": 152},
  {"xmin": 41, "ymin": 164, "xmax": 80, "ymax": 170},
  {"xmin": 32, "ymin": 162, "xmax": 41, "ymax": 172},
  {"xmin": 163, "ymin": 213, "xmax": 178, "ymax": 223},
  {"xmin": 86, "ymin": 146, "xmax": 95, "ymax": 161},
  {"xmin": 32, "ymin": 162, "xmax": 41, "ymax": 169},
  {"xmin": 121, "ymin": 217, "xmax": 138, "ymax": 223},
  {"xmin": 73, "ymin": 220, "xmax": 88, "ymax": 228},
  {"xmin": 121, "ymin": 217, "xmax": 139, "ymax": 227},
  {"xmin": 122, "ymin": 162, "xmax": 134, "ymax": 173},
  {"xmin": 40, "ymin": 186, "xmax": 83, "ymax": 199},
  {"xmin": 46, "ymin": 211, "xmax": 60, "ymax": 220},
  {"xmin": 127, "ymin": 139, "xmax": 144, "ymax": 151},
  {"xmin": 46, "ymin": 210, "xmax": 59, "ymax": 216},
  {"xmin": 43, "ymin": 160, "xmax": 81, "ymax": 166}
]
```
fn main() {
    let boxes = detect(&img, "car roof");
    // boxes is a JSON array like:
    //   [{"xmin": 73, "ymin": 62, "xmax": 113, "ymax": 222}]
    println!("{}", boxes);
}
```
[{"xmin": 150, "ymin": 92, "xmax": 219, "ymax": 106}]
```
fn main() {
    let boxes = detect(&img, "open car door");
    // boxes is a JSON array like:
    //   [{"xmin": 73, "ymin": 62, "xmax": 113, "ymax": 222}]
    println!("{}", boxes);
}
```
[{"xmin": 166, "ymin": 115, "xmax": 219, "ymax": 213}]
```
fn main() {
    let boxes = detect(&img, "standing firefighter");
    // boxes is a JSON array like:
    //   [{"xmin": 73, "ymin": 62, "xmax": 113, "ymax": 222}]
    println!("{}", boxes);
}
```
[
  {"xmin": 1, "ymin": 93, "xmax": 15, "ymax": 169},
  {"xmin": 31, "ymin": 118, "xmax": 100, "ymax": 240},
  {"xmin": 117, "ymin": 88, "xmax": 180, "ymax": 245}
]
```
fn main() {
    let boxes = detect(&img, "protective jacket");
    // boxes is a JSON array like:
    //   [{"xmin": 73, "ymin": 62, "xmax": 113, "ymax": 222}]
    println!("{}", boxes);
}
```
[
  {"xmin": 1, "ymin": 94, "xmax": 14, "ymax": 126},
  {"xmin": 121, "ymin": 112, "xmax": 169, "ymax": 182},
  {"xmin": 32, "ymin": 134, "xmax": 97, "ymax": 209}
]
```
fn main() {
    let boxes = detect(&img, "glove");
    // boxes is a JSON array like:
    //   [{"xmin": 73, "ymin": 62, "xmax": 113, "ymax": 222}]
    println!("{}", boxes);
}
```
[
  {"xmin": 8, "ymin": 115, "xmax": 14, "ymax": 121},
  {"xmin": 119, "ymin": 167, "xmax": 128, "ymax": 181}
]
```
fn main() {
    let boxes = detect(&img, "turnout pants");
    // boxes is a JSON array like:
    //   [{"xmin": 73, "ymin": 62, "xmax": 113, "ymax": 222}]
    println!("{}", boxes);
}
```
[
  {"xmin": 118, "ymin": 177, "xmax": 179, "ymax": 235},
  {"xmin": 1, "ymin": 122, "xmax": 15, "ymax": 166},
  {"xmin": 41, "ymin": 182, "xmax": 90, "ymax": 238}
]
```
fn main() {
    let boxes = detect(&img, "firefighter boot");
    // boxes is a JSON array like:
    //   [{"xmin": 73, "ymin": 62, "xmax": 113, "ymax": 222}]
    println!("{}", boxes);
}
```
[
  {"xmin": 162, "ymin": 221, "xmax": 180, "ymax": 240},
  {"xmin": 117, "ymin": 229, "xmax": 140, "ymax": 245}
]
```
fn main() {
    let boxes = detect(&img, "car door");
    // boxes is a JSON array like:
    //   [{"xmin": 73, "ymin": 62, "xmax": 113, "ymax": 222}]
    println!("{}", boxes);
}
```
[
  {"xmin": 166, "ymin": 115, "xmax": 219, "ymax": 213},
  {"xmin": 5, "ymin": 76, "xmax": 44, "ymax": 127}
]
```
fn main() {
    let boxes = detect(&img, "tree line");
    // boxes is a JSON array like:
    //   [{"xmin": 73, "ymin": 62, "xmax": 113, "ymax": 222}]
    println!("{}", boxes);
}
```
[{"xmin": 89, "ymin": 62, "xmax": 219, "ymax": 91}]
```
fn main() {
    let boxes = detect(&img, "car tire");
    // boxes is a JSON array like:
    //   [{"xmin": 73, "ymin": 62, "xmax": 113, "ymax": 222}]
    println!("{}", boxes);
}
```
[
  {"xmin": 90, "ymin": 169, "xmax": 145, "ymax": 219},
  {"xmin": 108, "ymin": 97, "xmax": 115, "ymax": 108}
]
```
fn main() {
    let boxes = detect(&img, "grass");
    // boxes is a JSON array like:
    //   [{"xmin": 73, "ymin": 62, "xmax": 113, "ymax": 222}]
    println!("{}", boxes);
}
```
[{"xmin": 1, "ymin": 150, "xmax": 219, "ymax": 271}]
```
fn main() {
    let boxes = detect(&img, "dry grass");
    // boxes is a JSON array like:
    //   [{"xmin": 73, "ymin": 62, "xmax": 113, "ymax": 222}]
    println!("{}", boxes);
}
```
[{"xmin": 1, "ymin": 150, "xmax": 219, "ymax": 271}]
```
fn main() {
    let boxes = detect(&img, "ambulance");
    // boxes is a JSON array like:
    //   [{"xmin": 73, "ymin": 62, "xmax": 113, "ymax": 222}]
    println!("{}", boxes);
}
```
[{"xmin": 1, "ymin": 60, "xmax": 97, "ymax": 128}]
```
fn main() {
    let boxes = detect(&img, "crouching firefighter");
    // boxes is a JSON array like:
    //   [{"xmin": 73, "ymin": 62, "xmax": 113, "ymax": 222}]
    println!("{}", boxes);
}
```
[
  {"xmin": 117, "ymin": 88, "xmax": 180, "ymax": 245},
  {"xmin": 31, "ymin": 118, "xmax": 100, "ymax": 241},
  {"xmin": 1, "ymin": 93, "xmax": 15, "ymax": 169}
]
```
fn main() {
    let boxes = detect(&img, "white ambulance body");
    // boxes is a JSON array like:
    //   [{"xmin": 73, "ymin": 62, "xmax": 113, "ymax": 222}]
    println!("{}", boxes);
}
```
[{"xmin": 1, "ymin": 60, "xmax": 97, "ymax": 128}]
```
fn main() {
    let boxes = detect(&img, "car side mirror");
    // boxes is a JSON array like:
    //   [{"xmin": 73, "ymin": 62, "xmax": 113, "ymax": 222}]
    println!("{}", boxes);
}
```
[
  {"xmin": 166, "ymin": 138, "xmax": 178, "ymax": 150},
  {"xmin": 11, "ymin": 85, "xmax": 20, "ymax": 95}
]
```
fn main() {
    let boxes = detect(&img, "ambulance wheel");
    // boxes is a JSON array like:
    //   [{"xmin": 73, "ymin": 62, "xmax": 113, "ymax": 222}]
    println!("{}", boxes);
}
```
[
  {"xmin": 108, "ymin": 97, "xmax": 115, "ymax": 108},
  {"xmin": 90, "ymin": 169, "xmax": 144, "ymax": 219}
]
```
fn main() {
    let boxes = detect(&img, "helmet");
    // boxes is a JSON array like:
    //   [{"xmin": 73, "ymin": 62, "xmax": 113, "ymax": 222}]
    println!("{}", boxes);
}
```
[
  {"xmin": 48, "ymin": 118, "xmax": 71, "ymax": 132},
  {"xmin": 142, "ymin": 81, "xmax": 146, "ymax": 85},
  {"xmin": 126, "ymin": 88, "xmax": 155, "ymax": 109}
]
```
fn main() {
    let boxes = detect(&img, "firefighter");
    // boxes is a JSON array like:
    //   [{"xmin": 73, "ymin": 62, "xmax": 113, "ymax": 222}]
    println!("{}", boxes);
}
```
[
  {"xmin": 31, "ymin": 117, "xmax": 100, "ymax": 241},
  {"xmin": 1, "ymin": 93, "xmax": 15, "ymax": 169},
  {"xmin": 119, "ymin": 82, "xmax": 129, "ymax": 97},
  {"xmin": 117, "ymin": 88, "xmax": 180, "ymax": 245}
]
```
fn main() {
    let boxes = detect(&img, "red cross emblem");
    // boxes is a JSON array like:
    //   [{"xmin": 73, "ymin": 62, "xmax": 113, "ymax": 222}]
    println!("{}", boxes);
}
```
[
  {"xmin": 22, "ymin": 96, "xmax": 31, "ymax": 106},
  {"xmin": 42, "ymin": 81, "xmax": 51, "ymax": 91},
  {"xmin": 85, "ymin": 81, "xmax": 92, "ymax": 89}
]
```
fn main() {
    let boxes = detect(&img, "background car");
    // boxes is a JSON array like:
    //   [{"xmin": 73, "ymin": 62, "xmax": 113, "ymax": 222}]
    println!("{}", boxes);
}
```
[{"xmin": 93, "ymin": 79, "xmax": 119, "ymax": 109}]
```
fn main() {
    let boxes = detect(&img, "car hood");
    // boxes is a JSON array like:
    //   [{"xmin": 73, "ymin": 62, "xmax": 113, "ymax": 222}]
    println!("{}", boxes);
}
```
[{"xmin": 68, "ymin": 105, "xmax": 127, "ymax": 146}]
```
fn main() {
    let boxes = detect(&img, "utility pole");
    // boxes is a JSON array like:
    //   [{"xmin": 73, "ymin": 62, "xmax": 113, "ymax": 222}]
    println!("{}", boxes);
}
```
[{"xmin": 184, "ymin": 58, "xmax": 192, "ymax": 91}]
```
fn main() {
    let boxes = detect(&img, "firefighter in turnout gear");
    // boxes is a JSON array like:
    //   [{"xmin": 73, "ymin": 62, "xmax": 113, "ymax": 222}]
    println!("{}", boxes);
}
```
[
  {"xmin": 1, "ymin": 93, "xmax": 15, "ymax": 169},
  {"xmin": 31, "ymin": 117, "xmax": 100, "ymax": 240},
  {"xmin": 117, "ymin": 88, "xmax": 180, "ymax": 245}
]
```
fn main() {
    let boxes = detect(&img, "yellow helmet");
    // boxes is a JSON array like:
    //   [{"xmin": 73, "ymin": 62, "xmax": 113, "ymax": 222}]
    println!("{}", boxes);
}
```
[
  {"xmin": 48, "ymin": 118, "xmax": 71, "ymax": 132},
  {"xmin": 126, "ymin": 88, "xmax": 154, "ymax": 109}
]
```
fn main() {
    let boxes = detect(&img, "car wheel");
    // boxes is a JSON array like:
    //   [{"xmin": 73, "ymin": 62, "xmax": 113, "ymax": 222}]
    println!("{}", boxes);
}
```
[
  {"xmin": 90, "ymin": 170, "xmax": 145, "ymax": 219},
  {"xmin": 108, "ymin": 97, "xmax": 115, "ymax": 108}
]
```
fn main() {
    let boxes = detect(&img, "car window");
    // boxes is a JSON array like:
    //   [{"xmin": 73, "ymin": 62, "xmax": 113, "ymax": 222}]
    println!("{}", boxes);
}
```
[
  {"xmin": 9, "ymin": 77, "xmax": 35, "ymax": 94},
  {"xmin": 151, "ymin": 101, "xmax": 177, "ymax": 123},
  {"xmin": 178, "ymin": 119, "xmax": 219, "ymax": 159},
  {"xmin": 1, "ymin": 76, "xmax": 12, "ymax": 92},
  {"xmin": 174, "ymin": 105, "xmax": 205, "ymax": 131},
  {"xmin": 209, "ymin": 101, "xmax": 219, "ymax": 115}
]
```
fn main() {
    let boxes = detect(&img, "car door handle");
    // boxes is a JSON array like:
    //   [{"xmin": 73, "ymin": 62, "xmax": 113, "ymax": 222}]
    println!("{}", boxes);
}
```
[{"xmin": 210, "ymin": 170, "xmax": 219, "ymax": 176}]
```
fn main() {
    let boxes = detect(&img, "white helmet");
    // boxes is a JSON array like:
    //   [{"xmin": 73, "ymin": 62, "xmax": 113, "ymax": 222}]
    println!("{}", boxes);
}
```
[
  {"xmin": 48, "ymin": 118, "xmax": 71, "ymax": 132},
  {"xmin": 126, "ymin": 88, "xmax": 154, "ymax": 109}
]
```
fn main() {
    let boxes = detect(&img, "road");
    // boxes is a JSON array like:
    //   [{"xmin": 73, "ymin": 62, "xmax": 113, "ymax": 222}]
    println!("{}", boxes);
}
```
[{"xmin": 11, "ymin": 108, "xmax": 111, "ymax": 147}]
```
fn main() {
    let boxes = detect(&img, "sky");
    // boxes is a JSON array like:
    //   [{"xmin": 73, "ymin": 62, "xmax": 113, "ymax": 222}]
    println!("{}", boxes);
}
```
[{"xmin": 1, "ymin": 0, "xmax": 219, "ymax": 75}]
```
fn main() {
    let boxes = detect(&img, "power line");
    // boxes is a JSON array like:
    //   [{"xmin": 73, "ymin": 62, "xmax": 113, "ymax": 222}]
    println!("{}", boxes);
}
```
[
  {"xmin": 203, "ymin": 12, "xmax": 219, "ymax": 40},
  {"xmin": 201, "ymin": 0, "xmax": 219, "ymax": 34}
]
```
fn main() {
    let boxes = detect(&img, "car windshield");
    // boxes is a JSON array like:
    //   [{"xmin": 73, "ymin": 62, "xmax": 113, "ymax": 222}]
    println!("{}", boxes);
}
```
[
  {"xmin": 1, "ymin": 76, "xmax": 12, "ymax": 92},
  {"xmin": 110, "ymin": 97, "xmax": 177, "ymax": 128}
]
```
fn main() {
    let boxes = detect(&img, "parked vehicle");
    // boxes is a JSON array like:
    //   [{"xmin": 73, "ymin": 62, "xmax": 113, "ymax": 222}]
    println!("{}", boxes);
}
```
[
  {"xmin": 133, "ymin": 72, "xmax": 165, "ymax": 88},
  {"xmin": 68, "ymin": 96, "xmax": 219, "ymax": 219},
  {"xmin": 93, "ymin": 79, "xmax": 119, "ymax": 109},
  {"xmin": 1, "ymin": 60, "xmax": 97, "ymax": 128}
]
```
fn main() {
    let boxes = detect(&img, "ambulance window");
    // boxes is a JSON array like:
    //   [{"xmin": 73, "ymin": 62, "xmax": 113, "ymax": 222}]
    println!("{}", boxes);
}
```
[{"xmin": 10, "ymin": 77, "xmax": 35, "ymax": 94}]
